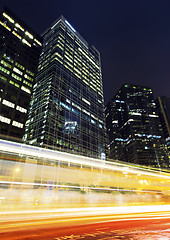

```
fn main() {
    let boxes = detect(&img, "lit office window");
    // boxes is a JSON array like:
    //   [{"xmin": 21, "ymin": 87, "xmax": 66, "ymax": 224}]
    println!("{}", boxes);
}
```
[
  {"xmin": 12, "ymin": 73, "xmax": 22, "ymax": 81},
  {"xmin": 22, "ymin": 39, "xmax": 31, "ymax": 47},
  {"xmin": 0, "ymin": 21, "xmax": 11, "ymax": 31},
  {"xmin": 13, "ymin": 67, "xmax": 23, "ymax": 75},
  {"xmin": 0, "ymin": 116, "xmax": 11, "ymax": 124},
  {"xmin": 15, "ymin": 62, "xmax": 25, "ymax": 70},
  {"xmin": 1, "ymin": 60, "xmax": 12, "ymax": 68},
  {"xmin": 25, "ymin": 31, "xmax": 33, "ymax": 39},
  {"xmin": 34, "ymin": 38, "xmax": 42, "ymax": 46},
  {"xmin": 9, "ymin": 80, "xmax": 19, "ymax": 88},
  {"xmin": 16, "ymin": 105, "xmax": 27, "ymax": 113},
  {"xmin": 2, "ymin": 99, "xmax": 15, "ymax": 108},
  {"xmin": 15, "ymin": 22, "xmax": 24, "ymax": 31},
  {"xmin": 21, "ymin": 86, "xmax": 31, "ymax": 94},
  {"xmin": 3, "ymin": 12, "xmax": 14, "ymax": 23},
  {"xmin": 24, "ymin": 74, "xmax": 33, "ymax": 81},
  {"xmin": 23, "ymin": 80, "xmax": 32, "ymax": 87},
  {"xmin": 12, "ymin": 31, "xmax": 22, "ymax": 40},
  {"xmin": 0, "ymin": 66, "xmax": 10, "ymax": 75},
  {"xmin": 26, "ymin": 69, "xmax": 34, "ymax": 76},
  {"xmin": 12, "ymin": 120, "xmax": 23, "ymax": 128}
]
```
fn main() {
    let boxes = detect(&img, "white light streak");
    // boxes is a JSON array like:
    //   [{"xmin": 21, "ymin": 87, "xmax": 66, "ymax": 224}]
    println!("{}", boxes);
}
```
[
  {"xmin": 1, "ymin": 205, "xmax": 170, "ymax": 216},
  {"xmin": 0, "ymin": 139, "xmax": 170, "ymax": 179},
  {"xmin": 0, "ymin": 181, "xmax": 162, "ymax": 194}
]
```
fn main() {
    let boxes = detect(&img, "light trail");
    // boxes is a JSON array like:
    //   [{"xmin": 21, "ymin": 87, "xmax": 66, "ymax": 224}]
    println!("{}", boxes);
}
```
[
  {"xmin": 0, "ymin": 139, "xmax": 170, "ymax": 179},
  {"xmin": 0, "ymin": 180, "xmax": 163, "ymax": 194},
  {"xmin": 1, "ymin": 204, "xmax": 170, "ymax": 216}
]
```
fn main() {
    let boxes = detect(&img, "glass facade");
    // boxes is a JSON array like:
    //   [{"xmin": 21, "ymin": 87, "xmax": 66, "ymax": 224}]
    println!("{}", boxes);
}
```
[
  {"xmin": 0, "ymin": 8, "xmax": 42, "ymax": 139},
  {"xmin": 24, "ymin": 16, "xmax": 106, "ymax": 158},
  {"xmin": 105, "ymin": 84, "xmax": 170, "ymax": 168}
]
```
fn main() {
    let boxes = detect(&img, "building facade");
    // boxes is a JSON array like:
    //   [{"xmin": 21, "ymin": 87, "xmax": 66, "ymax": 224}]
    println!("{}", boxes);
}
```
[
  {"xmin": 156, "ymin": 96, "xmax": 170, "ymax": 152},
  {"xmin": 24, "ymin": 16, "xmax": 106, "ymax": 158},
  {"xmin": 0, "ymin": 8, "xmax": 42, "ymax": 139},
  {"xmin": 105, "ymin": 83, "xmax": 169, "ymax": 168}
]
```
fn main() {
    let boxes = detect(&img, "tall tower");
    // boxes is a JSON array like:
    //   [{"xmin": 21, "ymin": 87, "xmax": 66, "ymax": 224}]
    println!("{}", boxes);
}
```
[
  {"xmin": 0, "ymin": 8, "xmax": 42, "ymax": 139},
  {"xmin": 24, "ymin": 16, "xmax": 106, "ymax": 158},
  {"xmin": 105, "ymin": 83, "xmax": 169, "ymax": 168}
]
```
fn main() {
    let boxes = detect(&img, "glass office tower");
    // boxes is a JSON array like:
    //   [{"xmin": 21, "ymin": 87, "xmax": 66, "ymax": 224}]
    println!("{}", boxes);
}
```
[
  {"xmin": 105, "ymin": 84, "xmax": 169, "ymax": 168},
  {"xmin": 24, "ymin": 16, "xmax": 106, "ymax": 158},
  {"xmin": 0, "ymin": 8, "xmax": 42, "ymax": 139}
]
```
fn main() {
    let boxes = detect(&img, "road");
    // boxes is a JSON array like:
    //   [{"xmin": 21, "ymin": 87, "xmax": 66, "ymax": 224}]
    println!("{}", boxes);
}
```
[{"xmin": 0, "ymin": 205, "xmax": 170, "ymax": 239}]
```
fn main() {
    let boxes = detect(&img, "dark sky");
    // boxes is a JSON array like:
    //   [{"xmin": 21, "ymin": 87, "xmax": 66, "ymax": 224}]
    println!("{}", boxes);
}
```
[{"xmin": 1, "ymin": 0, "xmax": 170, "ymax": 103}]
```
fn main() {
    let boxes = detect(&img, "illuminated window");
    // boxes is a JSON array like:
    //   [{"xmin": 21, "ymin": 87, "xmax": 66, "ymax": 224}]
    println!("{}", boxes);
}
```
[
  {"xmin": 15, "ymin": 23, "xmax": 24, "ymax": 31},
  {"xmin": 16, "ymin": 105, "xmax": 27, "ymax": 113},
  {"xmin": 13, "ymin": 67, "xmax": 23, "ymax": 75},
  {"xmin": 22, "ymin": 39, "xmax": 31, "ymax": 47},
  {"xmin": 15, "ymin": 62, "xmax": 25, "ymax": 70},
  {"xmin": 26, "ymin": 69, "xmax": 34, "ymax": 76},
  {"xmin": 2, "ymin": 99, "xmax": 15, "ymax": 108},
  {"xmin": 25, "ymin": 31, "xmax": 33, "ymax": 39},
  {"xmin": 82, "ymin": 98, "xmax": 90, "ymax": 105},
  {"xmin": 0, "ymin": 66, "xmax": 10, "ymax": 75},
  {"xmin": 82, "ymin": 109, "xmax": 90, "ymax": 115},
  {"xmin": 34, "ymin": 38, "xmax": 42, "ymax": 46},
  {"xmin": 3, "ymin": 54, "xmax": 14, "ymax": 63},
  {"xmin": 0, "ymin": 74, "xmax": 7, "ymax": 82},
  {"xmin": 9, "ymin": 80, "xmax": 19, "ymax": 88},
  {"xmin": 0, "ymin": 21, "xmax": 11, "ymax": 31},
  {"xmin": 3, "ymin": 12, "xmax": 14, "ymax": 23},
  {"xmin": 12, "ymin": 31, "xmax": 22, "ymax": 40},
  {"xmin": 24, "ymin": 74, "xmax": 33, "ymax": 82},
  {"xmin": 23, "ymin": 80, "xmax": 32, "ymax": 87},
  {"xmin": 1, "ymin": 60, "xmax": 12, "ymax": 68},
  {"xmin": 0, "ymin": 116, "xmax": 11, "ymax": 124},
  {"xmin": 12, "ymin": 73, "xmax": 22, "ymax": 81},
  {"xmin": 12, "ymin": 120, "xmax": 23, "ymax": 128},
  {"xmin": 149, "ymin": 114, "xmax": 158, "ymax": 118},
  {"xmin": 21, "ymin": 86, "xmax": 31, "ymax": 94}
]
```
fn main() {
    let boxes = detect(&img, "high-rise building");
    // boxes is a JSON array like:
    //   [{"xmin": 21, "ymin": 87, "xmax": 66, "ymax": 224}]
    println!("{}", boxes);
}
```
[
  {"xmin": 156, "ymin": 96, "xmax": 170, "ymax": 151},
  {"xmin": 24, "ymin": 16, "xmax": 106, "ymax": 158},
  {"xmin": 0, "ymin": 7, "xmax": 42, "ymax": 139},
  {"xmin": 105, "ymin": 83, "xmax": 169, "ymax": 168}
]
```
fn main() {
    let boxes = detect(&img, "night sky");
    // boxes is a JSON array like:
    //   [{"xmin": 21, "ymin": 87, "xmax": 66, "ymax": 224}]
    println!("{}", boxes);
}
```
[{"xmin": 1, "ymin": 0, "xmax": 170, "ymax": 103}]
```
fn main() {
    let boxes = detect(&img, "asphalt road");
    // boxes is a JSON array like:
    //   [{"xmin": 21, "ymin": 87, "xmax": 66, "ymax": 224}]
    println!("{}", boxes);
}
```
[{"xmin": 1, "ymin": 210, "xmax": 170, "ymax": 240}]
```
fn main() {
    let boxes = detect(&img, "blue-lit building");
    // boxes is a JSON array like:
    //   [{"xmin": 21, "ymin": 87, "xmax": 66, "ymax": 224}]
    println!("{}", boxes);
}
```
[
  {"xmin": 24, "ymin": 16, "xmax": 106, "ymax": 158},
  {"xmin": 0, "ymin": 8, "xmax": 42, "ymax": 139},
  {"xmin": 105, "ymin": 83, "xmax": 169, "ymax": 168}
]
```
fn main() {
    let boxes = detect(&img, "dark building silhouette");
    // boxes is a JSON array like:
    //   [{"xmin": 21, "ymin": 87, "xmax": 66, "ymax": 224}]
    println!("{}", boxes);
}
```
[
  {"xmin": 156, "ymin": 96, "xmax": 170, "ymax": 152},
  {"xmin": 24, "ymin": 16, "xmax": 106, "ymax": 158},
  {"xmin": 0, "ymin": 8, "xmax": 42, "ymax": 139},
  {"xmin": 105, "ymin": 83, "xmax": 169, "ymax": 168}
]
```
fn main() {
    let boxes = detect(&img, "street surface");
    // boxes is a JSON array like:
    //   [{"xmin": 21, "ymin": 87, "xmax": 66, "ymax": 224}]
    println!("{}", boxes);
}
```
[{"xmin": 0, "ymin": 206, "xmax": 170, "ymax": 239}]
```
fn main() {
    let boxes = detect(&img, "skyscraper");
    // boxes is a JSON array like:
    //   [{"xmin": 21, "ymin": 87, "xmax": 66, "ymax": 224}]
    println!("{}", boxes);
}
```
[
  {"xmin": 0, "ymin": 8, "xmax": 42, "ymax": 139},
  {"xmin": 105, "ymin": 83, "xmax": 169, "ymax": 168},
  {"xmin": 24, "ymin": 16, "xmax": 106, "ymax": 158},
  {"xmin": 156, "ymin": 96, "xmax": 170, "ymax": 152}
]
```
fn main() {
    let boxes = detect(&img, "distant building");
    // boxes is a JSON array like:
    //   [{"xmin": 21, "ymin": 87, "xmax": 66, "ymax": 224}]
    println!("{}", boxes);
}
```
[
  {"xmin": 0, "ymin": 8, "xmax": 42, "ymax": 139},
  {"xmin": 155, "ymin": 96, "xmax": 170, "ymax": 152},
  {"xmin": 24, "ymin": 16, "xmax": 106, "ymax": 158},
  {"xmin": 105, "ymin": 83, "xmax": 169, "ymax": 168}
]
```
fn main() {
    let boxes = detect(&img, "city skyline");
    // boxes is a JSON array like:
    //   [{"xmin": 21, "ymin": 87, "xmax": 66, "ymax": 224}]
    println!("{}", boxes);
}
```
[{"xmin": 0, "ymin": 0, "xmax": 170, "ymax": 103}]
